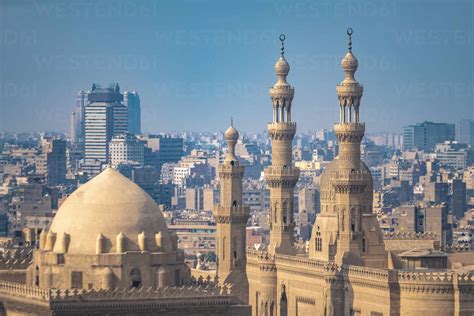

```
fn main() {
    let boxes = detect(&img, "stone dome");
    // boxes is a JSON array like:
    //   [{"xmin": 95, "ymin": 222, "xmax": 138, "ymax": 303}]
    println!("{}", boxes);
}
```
[
  {"xmin": 224, "ymin": 124, "xmax": 239, "ymax": 141},
  {"xmin": 319, "ymin": 158, "xmax": 373, "ymax": 210},
  {"xmin": 50, "ymin": 167, "xmax": 172, "ymax": 254}
]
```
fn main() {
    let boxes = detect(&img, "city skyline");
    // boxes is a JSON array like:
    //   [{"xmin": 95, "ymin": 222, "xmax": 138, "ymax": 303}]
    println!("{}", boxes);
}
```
[{"xmin": 1, "ymin": 0, "xmax": 473, "ymax": 134}]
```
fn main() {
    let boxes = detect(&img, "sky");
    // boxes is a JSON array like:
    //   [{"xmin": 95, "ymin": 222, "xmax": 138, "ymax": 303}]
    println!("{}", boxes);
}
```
[{"xmin": 0, "ymin": 0, "xmax": 472, "ymax": 134}]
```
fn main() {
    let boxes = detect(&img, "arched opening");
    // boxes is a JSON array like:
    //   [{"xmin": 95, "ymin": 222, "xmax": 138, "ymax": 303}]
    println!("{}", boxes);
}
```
[
  {"xmin": 129, "ymin": 268, "xmax": 141, "ymax": 288},
  {"xmin": 35, "ymin": 266, "xmax": 39, "ymax": 286},
  {"xmin": 230, "ymin": 160, "xmax": 235, "ymax": 166},
  {"xmin": 232, "ymin": 200, "xmax": 237, "ymax": 207},
  {"xmin": 280, "ymin": 285, "xmax": 288, "ymax": 316},
  {"xmin": 270, "ymin": 302, "xmax": 274, "ymax": 316},
  {"xmin": 362, "ymin": 238, "xmax": 366, "ymax": 253}
]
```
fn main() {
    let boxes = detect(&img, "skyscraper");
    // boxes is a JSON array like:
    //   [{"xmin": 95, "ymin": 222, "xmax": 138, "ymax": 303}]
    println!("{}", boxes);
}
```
[
  {"xmin": 456, "ymin": 119, "xmax": 474, "ymax": 146},
  {"xmin": 83, "ymin": 83, "xmax": 128, "ymax": 175},
  {"xmin": 123, "ymin": 90, "xmax": 141, "ymax": 135},
  {"xmin": 402, "ymin": 121, "xmax": 455, "ymax": 151},
  {"xmin": 70, "ymin": 90, "xmax": 89, "ymax": 147}
]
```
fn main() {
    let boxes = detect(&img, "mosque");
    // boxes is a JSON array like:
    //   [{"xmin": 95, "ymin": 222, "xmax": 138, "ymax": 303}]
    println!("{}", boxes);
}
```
[{"xmin": 0, "ymin": 29, "xmax": 473, "ymax": 315}]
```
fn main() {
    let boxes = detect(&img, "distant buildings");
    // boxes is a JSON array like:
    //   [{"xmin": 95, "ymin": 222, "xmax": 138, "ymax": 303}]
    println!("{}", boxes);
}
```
[
  {"xmin": 35, "ymin": 137, "xmax": 66, "ymax": 185},
  {"xmin": 456, "ymin": 119, "xmax": 474, "ymax": 146},
  {"xmin": 109, "ymin": 133, "xmax": 145, "ymax": 166},
  {"xmin": 403, "ymin": 121, "xmax": 455, "ymax": 151},
  {"xmin": 435, "ymin": 141, "xmax": 473, "ymax": 170},
  {"xmin": 123, "ymin": 91, "xmax": 141, "ymax": 135}
]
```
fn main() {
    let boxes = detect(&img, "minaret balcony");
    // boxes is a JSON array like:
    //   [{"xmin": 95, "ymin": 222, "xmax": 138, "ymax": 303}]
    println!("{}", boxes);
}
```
[
  {"xmin": 268, "ymin": 122, "xmax": 296, "ymax": 130},
  {"xmin": 336, "ymin": 83, "xmax": 363, "ymax": 96},
  {"xmin": 213, "ymin": 205, "xmax": 250, "ymax": 224},
  {"xmin": 267, "ymin": 123, "xmax": 297, "ymax": 140},
  {"xmin": 334, "ymin": 123, "xmax": 365, "ymax": 142},
  {"xmin": 218, "ymin": 164, "xmax": 245, "ymax": 178}
]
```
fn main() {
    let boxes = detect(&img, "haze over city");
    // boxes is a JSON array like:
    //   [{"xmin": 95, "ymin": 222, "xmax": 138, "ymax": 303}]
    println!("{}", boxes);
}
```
[
  {"xmin": 1, "ymin": 0, "xmax": 472, "ymax": 133},
  {"xmin": 1, "ymin": 1, "xmax": 474, "ymax": 315}
]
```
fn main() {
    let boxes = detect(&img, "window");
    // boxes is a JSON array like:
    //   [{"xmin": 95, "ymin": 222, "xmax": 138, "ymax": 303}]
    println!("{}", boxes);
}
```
[
  {"xmin": 35, "ymin": 266, "xmax": 39, "ymax": 286},
  {"xmin": 315, "ymin": 230, "xmax": 322, "ymax": 252},
  {"xmin": 71, "ymin": 271, "xmax": 83, "ymax": 289},
  {"xmin": 130, "ymin": 268, "xmax": 141, "ymax": 288},
  {"xmin": 362, "ymin": 238, "xmax": 366, "ymax": 253}
]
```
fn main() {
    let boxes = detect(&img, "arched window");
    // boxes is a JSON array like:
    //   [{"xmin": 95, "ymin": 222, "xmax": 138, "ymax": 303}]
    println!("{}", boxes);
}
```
[
  {"xmin": 232, "ymin": 200, "xmax": 237, "ymax": 207},
  {"xmin": 130, "ymin": 268, "xmax": 141, "ymax": 288},
  {"xmin": 222, "ymin": 237, "xmax": 226, "ymax": 261},
  {"xmin": 280, "ymin": 285, "xmax": 288, "ymax": 316},
  {"xmin": 35, "ymin": 266, "xmax": 39, "ymax": 286},
  {"xmin": 362, "ymin": 238, "xmax": 366, "ymax": 253},
  {"xmin": 233, "ymin": 237, "xmax": 238, "ymax": 262}
]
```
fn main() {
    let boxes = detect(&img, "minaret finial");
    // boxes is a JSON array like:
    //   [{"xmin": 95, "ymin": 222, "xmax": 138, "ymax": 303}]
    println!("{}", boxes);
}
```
[
  {"xmin": 279, "ymin": 34, "xmax": 286, "ymax": 56},
  {"xmin": 230, "ymin": 116, "xmax": 234, "ymax": 127},
  {"xmin": 347, "ymin": 27, "xmax": 353, "ymax": 52}
]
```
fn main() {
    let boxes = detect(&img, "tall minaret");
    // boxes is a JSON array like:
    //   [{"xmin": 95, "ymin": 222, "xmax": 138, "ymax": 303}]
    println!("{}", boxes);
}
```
[
  {"xmin": 213, "ymin": 119, "xmax": 250, "ymax": 304},
  {"xmin": 310, "ymin": 29, "xmax": 384, "ymax": 268},
  {"xmin": 266, "ymin": 35, "xmax": 300, "ymax": 256},
  {"xmin": 332, "ymin": 28, "xmax": 373, "ymax": 265}
]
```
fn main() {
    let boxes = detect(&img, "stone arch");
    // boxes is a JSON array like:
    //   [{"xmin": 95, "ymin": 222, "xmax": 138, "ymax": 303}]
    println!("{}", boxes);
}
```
[{"xmin": 129, "ymin": 267, "xmax": 141, "ymax": 288}]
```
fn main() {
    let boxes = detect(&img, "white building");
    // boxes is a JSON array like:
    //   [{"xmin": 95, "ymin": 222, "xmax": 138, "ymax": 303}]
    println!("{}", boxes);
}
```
[{"xmin": 109, "ymin": 133, "xmax": 145, "ymax": 166}]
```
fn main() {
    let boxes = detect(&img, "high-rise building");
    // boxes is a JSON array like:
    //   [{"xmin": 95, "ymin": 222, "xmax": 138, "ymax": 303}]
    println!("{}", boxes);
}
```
[
  {"xmin": 109, "ymin": 133, "xmax": 145, "ymax": 166},
  {"xmin": 83, "ymin": 83, "xmax": 128, "ymax": 175},
  {"xmin": 424, "ymin": 181, "xmax": 449, "ymax": 204},
  {"xmin": 185, "ymin": 187, "xmax": 203, "ymax": 210},
  {"xmin": 35, "ymin": 137, "xmax": 66, "ymax": 185},
  {"xmin": 456, "ymin": 119, "xmax": 474, "ymax": 146},
  {"xmin": 140, "ymin": 135, "xmax": 184, "ymax": 171},
  {"xmin": 451, "ymin": 179, "xmax": 467, "ymax": 219},
  {"xmin": 424, "ymin": 204, "xmax": 451, "ymax": 249},
  {"xmin": 123, "ymin": 91, "xmax": 141, "ymax": 135},
  {"xmin": 70, "ymin": 90, "xmax": 89, "ymax": 146},
  {"xmin": 402, "ymin": 121, "xmax": 455, "ymax": 151}
]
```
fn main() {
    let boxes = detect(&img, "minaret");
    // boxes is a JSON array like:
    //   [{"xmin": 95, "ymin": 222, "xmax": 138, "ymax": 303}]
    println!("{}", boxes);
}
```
[
  {"xmin": 213, "ymin": 119, "xmax": 250, "ymax": 304},
  {"xmin": 266, "ymin": 35, "xmax": 299, "ymax": 255},
  {"xmin": 332, "ymin": 28, "xmax": 372, "ymax": 265}
]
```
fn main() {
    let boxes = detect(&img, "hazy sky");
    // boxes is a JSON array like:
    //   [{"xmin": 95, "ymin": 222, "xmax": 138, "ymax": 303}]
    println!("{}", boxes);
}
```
[{"xmin": 0, "ymin": 0, "xmax": 472, "ymax": 134}]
